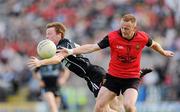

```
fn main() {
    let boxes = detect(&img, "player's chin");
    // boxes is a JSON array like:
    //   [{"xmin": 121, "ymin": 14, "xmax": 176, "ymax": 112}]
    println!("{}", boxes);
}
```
[{"xmin": 122, "ymin": 34, "xmax": 128, "ymax": 38}]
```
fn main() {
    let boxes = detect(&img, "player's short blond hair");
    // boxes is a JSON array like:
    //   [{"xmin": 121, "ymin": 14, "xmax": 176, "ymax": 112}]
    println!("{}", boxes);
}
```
[
  {"xmin": 46, "ymin": 22, "xmax": 66, "ymax": 38},
  {"xmin": 121, "ymin": 14, "xmax": 137, "ymax": 26}
]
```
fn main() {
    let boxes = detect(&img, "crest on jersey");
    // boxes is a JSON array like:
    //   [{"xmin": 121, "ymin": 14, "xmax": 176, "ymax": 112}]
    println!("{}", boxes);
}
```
[{"xmin": 136, "ymin": 43, "xmax": 140, "ymax": 50}]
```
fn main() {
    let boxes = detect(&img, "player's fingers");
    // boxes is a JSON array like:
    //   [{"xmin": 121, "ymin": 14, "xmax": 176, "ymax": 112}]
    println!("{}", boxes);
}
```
[
  {"xmin": 27, "ymin": 64, "xmax": 35, "ymax": 70},
  {"xmin": 27, "ymin": 62, "xmax": 34, "ymax": 66},
  {"xmin": 61, "ymin": 47, "xmax": 66, "ymax": 49},
  {"xmin": 56, "ymin": 49, "xmax": 61, "ymax": 53},
  {"xmin": 27, "ymin": 60, "xmax": 38, "ymax": 67},
  {"xmin": 28, "ymin": 63, "xmax": 38, "ymax": 69},
  {"xmin": 27, "ymin": 60, "xmax": 33, "ymax": 66},
  {"xmin": 164, "ymin": 51, "xmax": 175, "ymax": 57},
  {"xmin": 28, "ymin": 59, "xmax": 36, "ymax": 63},
  {"xmin": 30, "ymin": 56, "xmax": 36, "ymax": 59},
  {"xmin": 27, "ymin": 62, "xmax": 35, "ymax": 66},
  {"xmin": 59, "ymin": 47, "xmax": 68, "ymax": 52},
  {"xmin": 29, "ymin": 57, "xmax": 39, "ymax": 62},
  {"xmin": 170, "ymin": 52, "xmax": 175, "ymax": 56},
  {"xmin": 27, "ymin": 60, "xmax": 35, "ymax": 65},
  {"xmin": 167, "ymin": 52, "xmax": 174, "ymax": 57}
]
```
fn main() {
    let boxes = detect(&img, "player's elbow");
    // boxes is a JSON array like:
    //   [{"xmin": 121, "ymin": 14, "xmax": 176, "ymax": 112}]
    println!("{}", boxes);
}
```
[{"xmin": 124, "ymin": 103, "xmax": 136, "ymax": 112}]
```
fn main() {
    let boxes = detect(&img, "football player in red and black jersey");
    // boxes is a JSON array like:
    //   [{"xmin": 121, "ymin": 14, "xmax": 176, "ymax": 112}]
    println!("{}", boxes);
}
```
[{"xmin": 60, "ymin": 14, "xmax": 174, "ymax": 112}]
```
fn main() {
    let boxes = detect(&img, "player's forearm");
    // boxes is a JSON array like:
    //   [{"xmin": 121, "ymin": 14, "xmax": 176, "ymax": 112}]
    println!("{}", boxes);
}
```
[
  {"xmin": 39, "ymin": 55, "xmax": 64, "ymax": 66},
  {"xmin": 39, "ymin": 58, "xmax": 57, "ymax": 66},
  {"xmin": 72, "ymin": 44, "xmax": 101, "ymax": 55},
  {"xmin": 150, "ymin": 41, "xmax": 166, "ymax": 56}
]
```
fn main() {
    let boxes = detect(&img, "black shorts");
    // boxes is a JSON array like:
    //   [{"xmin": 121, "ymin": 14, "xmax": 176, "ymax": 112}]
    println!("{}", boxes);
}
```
[
  {"xmin": 103, "ymin": 73, "xmax": 140, "ymax": 96},
  {"xmin": 42, "ymin": 87, "xmax": 61, "ymax": 97},
  {"xmin": 85, "ymin": 65, "xmax": 106, "ymax": 97},
  {"xmin": 41, "ymin": 76, "xmax": 61, "ymax": 97}
]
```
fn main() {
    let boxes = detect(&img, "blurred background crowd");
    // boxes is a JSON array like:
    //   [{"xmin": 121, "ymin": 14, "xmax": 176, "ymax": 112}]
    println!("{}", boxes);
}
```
[{"xmin": 0, "ymin": 0, "xmax": 180, "ymax": 111}]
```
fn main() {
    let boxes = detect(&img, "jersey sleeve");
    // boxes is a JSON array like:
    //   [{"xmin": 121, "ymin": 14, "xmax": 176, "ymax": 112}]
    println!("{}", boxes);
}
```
[
  {"xmin": 64, "ymin": 42, "xmax": 74, "ymax": 49},
  {"xmin": 97, "ymin": 35, "xmax": 110, "ymax": 49},
  {"xmin": 146, "ymin": 37, "xmax": 153, "ymax": 47},
  {"xmin": 142, "ymin": 32, "xmax": 153, "ymax": 47},
  {"xmin": 144, "ymin": 33, "xmax": 153, "ymax": 47}
]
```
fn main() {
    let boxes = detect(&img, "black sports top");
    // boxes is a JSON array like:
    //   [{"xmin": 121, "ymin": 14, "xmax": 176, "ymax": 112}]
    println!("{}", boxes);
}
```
[{"xmin": 56, "ymin": 38, "xmax": 91, "ymax": 78}]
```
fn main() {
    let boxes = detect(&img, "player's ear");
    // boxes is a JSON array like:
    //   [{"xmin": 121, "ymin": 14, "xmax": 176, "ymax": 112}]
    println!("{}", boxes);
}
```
[
  {"xmin": 132, "ymin": 22, "xmax": 137, "ymax": 30},
  {"xmin": 57, "ymin": 33, "xmax": 61, "ymax": 37}
]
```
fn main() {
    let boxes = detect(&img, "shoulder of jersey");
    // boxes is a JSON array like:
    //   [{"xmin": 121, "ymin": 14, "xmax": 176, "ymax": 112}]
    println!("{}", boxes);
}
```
[
  {"xmin": 62, "ymin": 38, "xmax": 71, "ymax": 43},
  {"xmin": 136, "ymin": 31, "xmax": 149, "ymax": 38},
  {"xmin": 57, "ymin": 38, "xmax": 70, "ymax": 47},
  {"xmin": 109, "ymin": 30, "xmax": 119, "ymax": 35},
  {"xmin": 108, "ymin": 30, "xmax": 120, "ymax": 39}
]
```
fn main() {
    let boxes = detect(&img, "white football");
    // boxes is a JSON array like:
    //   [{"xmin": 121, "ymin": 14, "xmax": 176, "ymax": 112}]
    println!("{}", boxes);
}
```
[{"xmin": 37, "ymin": 39, "xmax": 57, "ymax": 59}]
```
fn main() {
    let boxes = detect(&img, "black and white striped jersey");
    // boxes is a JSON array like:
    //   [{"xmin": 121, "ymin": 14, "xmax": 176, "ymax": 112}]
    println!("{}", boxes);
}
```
[
  {"xmin": 56, "ymin": 39, "xmax": 107, "ymax": 97},
  {"xmin": 56, "ymin": 38, "xmax": 91, "ymax": 78}
]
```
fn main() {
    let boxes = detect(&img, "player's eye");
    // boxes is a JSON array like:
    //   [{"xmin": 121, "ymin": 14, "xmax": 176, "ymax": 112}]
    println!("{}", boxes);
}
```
[{"xmin": 124, "ymin": 27, "xmax": 130, "ymax": 31}]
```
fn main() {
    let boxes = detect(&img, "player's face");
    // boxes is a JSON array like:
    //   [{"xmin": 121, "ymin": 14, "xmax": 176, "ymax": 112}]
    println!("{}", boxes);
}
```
[
  {"xmin": 120, "ymin": 21, "xmax": 136, "ymax": 39},
  {"xmin": 46, "ymin": 27, "xmax": 62, "ymax": 45}
]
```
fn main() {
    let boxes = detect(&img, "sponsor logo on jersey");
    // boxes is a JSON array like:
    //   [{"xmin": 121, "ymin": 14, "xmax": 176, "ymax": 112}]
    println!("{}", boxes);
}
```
[{"xmin": 116, "ymin": 45, "xmax": 124, "ymax": 49}]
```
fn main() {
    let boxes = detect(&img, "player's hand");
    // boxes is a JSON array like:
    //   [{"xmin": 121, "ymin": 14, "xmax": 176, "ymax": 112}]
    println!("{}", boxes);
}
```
[
  {"xmin": 56, "ymin": 49, "xmax": 68, "ymax": 56},
  {"xmin": 56, "ymin": 47, "xmax": 67, "ymax": 53},
  {"xmin": 57, "ymin": 47, "xmax": 73, "ymax": 55},
  {"xmin": 163, "ymin": 50, "xmax": 175, "ymax": 57},
  {"xmin": 27, "ymin": 56, "xmax": 41, "ymax": 70}
]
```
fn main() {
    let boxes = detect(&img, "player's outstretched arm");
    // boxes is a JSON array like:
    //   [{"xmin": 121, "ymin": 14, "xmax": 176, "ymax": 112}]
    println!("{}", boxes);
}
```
[
  {"xmin": 27, "ymin": 54, "xmax": 65, "ymax": 70},
  {"xmin": 150, "ymin": 40, "xmax": 175, "ymax": 57},
  {"xmin": 61, "ymin": 44, "xmax": 101, "ymax": 55}
]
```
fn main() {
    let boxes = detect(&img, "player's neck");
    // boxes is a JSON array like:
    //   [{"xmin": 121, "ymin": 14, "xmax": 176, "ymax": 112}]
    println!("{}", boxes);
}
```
[{"xmin": 125, "ymin": 32, "xmax": 135, "ymax": 40}]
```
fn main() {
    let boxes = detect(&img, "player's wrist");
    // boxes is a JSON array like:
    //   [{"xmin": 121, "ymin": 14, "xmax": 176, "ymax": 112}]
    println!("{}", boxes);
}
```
[
  {"xmin": 67, "ymin": 49, "xmax": 74, "ymax": 55},
  {"xmin": 39, "ymin": 61, "xmax": 43, "ymax": 67},
  {"xmin": 160, "ymin": 50, "xmax": 166, "ymax": 56}
]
